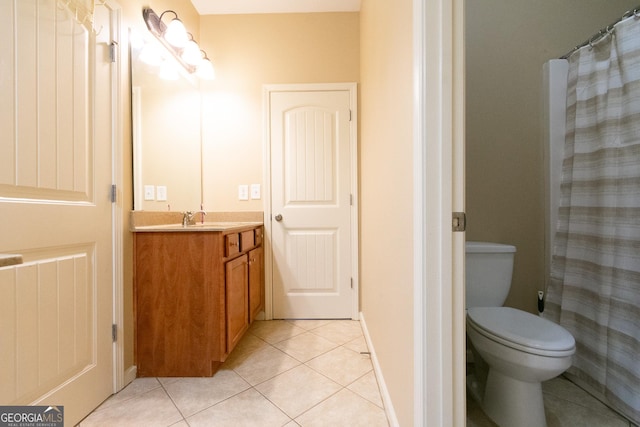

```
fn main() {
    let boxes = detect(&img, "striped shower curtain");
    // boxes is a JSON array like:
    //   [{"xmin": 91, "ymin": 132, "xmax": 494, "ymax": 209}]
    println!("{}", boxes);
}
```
[{"xmin": 545, "ymin": 13, "xmax": 640, "ymax": 424}]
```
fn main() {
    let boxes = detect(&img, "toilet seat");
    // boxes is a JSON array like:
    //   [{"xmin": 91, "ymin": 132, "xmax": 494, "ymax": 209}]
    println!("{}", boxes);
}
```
[{"xmin": 467, "ymin": 307, "xmax": 575, "ymax": 357}]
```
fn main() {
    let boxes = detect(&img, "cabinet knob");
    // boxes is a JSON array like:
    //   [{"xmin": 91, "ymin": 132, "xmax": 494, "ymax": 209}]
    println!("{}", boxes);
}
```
[{"xmin": 274, "ymin": 214, "xmax": 283, "ymax": 222}]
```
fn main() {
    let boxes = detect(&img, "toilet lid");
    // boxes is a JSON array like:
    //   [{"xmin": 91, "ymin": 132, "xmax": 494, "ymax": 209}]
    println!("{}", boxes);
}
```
[{"xmin": 467, "ymin": 307, "xmax": 575, "ymax": 352}]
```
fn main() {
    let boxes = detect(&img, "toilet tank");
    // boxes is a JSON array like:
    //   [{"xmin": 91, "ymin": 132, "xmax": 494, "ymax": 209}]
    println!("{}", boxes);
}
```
[{"xmin": 465, "ymin": 241, "xmax": 516, "ymax": 308}]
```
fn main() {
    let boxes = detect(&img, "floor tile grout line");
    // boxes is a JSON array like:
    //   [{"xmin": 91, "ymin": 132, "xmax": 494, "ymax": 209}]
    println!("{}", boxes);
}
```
[
  {"xmin": 273, "ymin": 338, "xmax": 343, "ymax": 364},
  {"xmin": 157, "ymin": 368, "xmax": 260, "ymax": 424},
  {"xmin": 343, "ymin": 369, "xmax": 386, "ymax": 409},
  {"xmin": 173, "ymin": 379, "xmax": 253, "ymax": 423},
  {"xmin": 287, "ymin": 384, "xmax": 349, "ymax": 423},
  {"xmin": 288, "ymin": 384, "xmax": 388, "ymax": 425},
  {"xmin": 157, "ymin": 375, "xmax": 190, "ymax": 424},
  {"xmin": 93, "ymin": 378, "xmax": 164, "ymax": 413},
  {"xmin": 239, "ymin": 358, "xmax": 304, "ymax": 388},
  {"xmin": 249, "ymin": 380, "xmax": 297, "ymax": 423}
]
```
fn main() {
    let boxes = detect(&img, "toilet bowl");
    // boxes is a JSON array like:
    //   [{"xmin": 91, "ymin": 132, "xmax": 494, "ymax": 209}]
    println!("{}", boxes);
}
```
[
  {"xmin": 465, "ymin": 242, "xmax": 575, "ymax": 427},
  {"xmin": 467, "ymin": 307, "xmax": 575, "ymax": 427}
]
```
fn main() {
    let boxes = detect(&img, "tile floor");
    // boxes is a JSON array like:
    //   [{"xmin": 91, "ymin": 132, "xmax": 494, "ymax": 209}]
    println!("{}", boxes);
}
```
[
  {"xmin": 81, "ymin": 319, "xmax": 633, "ymax": 426},
  {"xmin": 468, "ymin": 375, "xmax": 634, "ymax": 427},
  {"xmin": 80, "ymin": 320, "xmax": 389, "ymax": 427}
]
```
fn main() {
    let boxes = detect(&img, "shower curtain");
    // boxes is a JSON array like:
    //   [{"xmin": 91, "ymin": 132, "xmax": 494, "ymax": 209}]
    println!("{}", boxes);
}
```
[{"xmin": 546, "ymin": 13, "xmax": 640, "ymax": 424}]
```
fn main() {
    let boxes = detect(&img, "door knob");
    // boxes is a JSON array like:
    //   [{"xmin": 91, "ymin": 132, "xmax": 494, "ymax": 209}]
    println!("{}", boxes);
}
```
[{"xmin": 274, "ymin": 214, "xmax": 283, "ymax": 222}]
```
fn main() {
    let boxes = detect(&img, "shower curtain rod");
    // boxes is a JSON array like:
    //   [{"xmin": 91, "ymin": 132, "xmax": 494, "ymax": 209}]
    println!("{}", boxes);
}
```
[{"xmin": 560, "ymin": 5, "xmax": 640, "ymax": 59}]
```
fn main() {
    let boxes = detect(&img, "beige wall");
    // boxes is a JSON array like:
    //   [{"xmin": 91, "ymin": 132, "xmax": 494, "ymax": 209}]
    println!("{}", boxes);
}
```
[
  {"xmin": 465, "ymin": 0, "xmax": 638, "ymax": 313},
  {"xmin": 198, "ymin": 13, "xmax": 359, "ymax": 211},
  {"xmin": 359, "ymin": 0, "xmax": 415, "ymax": 424}
]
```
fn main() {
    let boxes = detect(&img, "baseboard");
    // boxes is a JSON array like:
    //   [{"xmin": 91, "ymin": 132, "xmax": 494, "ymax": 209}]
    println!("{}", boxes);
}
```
[
  {"xmin": 124, "ymin": 365, "xmax": 137, "ymax": 386},
  {"xmin": 359, "ymin": 312, "xmax": 400, "ymax": 427}
]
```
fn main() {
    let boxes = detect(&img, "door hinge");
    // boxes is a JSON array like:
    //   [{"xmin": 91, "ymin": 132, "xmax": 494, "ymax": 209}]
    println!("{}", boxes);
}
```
[
  {"xmin": 350, "ymin": 278, "xmax": 353, "ymax": 289},
  {"xmin": 452, "ymin": 212, "xmax": 466, "ymax": 232},
  {"xmin": 350, "ymin": 194, "xmax": 353, "ymax": 206},
  {"xmin": 349, "ymin": 110, "xmax": 352, "ymax": 121},
  {"xmin": 109, "ymin": 41, "xmax": 118, "ymax": 63},
  {"xmin": 112, "ymin": 324, "xmax": 117, "ymax": 342},
  {"xmin": 111, "ymin": 184, "xmax": 117, "ymax": 203}
]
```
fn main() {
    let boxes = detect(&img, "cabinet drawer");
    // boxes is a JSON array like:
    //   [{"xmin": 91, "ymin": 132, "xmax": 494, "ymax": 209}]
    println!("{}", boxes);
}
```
[
  {"xmin": 240, "ymin": 230, "xmax": 255, "ymax": 251},
  {"xmin": 225, "ymin": 233, "xmax": 240, "ymax": 257}
]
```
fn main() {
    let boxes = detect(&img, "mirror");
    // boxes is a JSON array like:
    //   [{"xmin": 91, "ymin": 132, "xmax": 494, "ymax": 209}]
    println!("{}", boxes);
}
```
[{"xmin": 130, "ymin": 30, "xmax": 202, "ymax": 212}]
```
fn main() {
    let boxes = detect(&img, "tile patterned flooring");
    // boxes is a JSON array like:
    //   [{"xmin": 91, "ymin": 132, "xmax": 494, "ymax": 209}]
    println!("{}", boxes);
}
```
[
  {"xmin": 468, "ymin": 375, "xmax": 634, "ymax": 427},
  {"xmin": 81, "ymin": 319, "xmax": 634, "ymax": 427},
  {"xmin": 80, "ymin": 320, "xmax": 389, "ymax": 427}
]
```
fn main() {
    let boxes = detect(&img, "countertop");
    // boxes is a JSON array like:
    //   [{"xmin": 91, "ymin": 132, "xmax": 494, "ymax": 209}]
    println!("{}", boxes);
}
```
[{"xmin": 131, "ymin": 221, "xmax": 263, "ymax": 232}]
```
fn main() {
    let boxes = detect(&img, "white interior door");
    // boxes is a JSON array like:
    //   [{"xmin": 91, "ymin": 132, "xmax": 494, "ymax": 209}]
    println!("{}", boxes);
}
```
[
  {"xmin": 268, "ymin": 84, "xmax": 357, "ymax": 319},
  {"xmin": 0, "ymin": 1, "xmax": 114, "ymax": 424}
]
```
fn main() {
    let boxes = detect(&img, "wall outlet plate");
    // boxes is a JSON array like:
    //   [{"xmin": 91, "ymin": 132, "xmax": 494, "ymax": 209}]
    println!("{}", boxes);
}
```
[
  {"xmin": 144, "ymin": 185, "xmax": 155, "ymax": 201},
  {"xmin": 156, "ymin": 186, "xmax": 167, "ymax": 201},
  {"xmin": 238, "ymin": 184, "xmax": 249, "ymax": 200},
  {"xmin": 250, "ymin": 184, "xmax": 261, "ymax": 199}
]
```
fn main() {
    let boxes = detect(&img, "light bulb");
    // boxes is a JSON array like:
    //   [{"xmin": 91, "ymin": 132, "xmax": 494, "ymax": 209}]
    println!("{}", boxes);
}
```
[
  {"xmin": 182, "ymin": 40, "xmax": 202, "ymax": 66},
  {"xmin": 163, "ymin": 18, "xmax": 188, "ymax": 48},
  {"xmin": 196, "ymin": 58, "xmax": 215, "ymax": 80}
]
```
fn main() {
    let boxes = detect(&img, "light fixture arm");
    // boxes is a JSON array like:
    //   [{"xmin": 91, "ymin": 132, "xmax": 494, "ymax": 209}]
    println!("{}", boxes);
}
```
[{"xmin": 158, "ymin": 10, "xmax": 179, "ymax": 22}]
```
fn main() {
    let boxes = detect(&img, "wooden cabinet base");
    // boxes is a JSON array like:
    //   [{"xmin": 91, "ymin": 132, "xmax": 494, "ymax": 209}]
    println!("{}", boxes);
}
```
[{"xmin": 134, "ymin": 226, "xmax": 263, "ymax": 377}]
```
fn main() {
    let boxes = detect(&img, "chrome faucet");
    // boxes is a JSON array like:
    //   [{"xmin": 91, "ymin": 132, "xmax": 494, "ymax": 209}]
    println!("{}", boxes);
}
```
[{"xmin": 182, "ymin": 210, "xmax": 207, "ymax": 227}]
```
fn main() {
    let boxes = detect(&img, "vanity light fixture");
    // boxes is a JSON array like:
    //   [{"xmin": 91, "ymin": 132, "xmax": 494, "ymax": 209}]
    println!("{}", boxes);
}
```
[{"xmin": 142, "ymin": 7, "xmax": 215, "ymax": 79}]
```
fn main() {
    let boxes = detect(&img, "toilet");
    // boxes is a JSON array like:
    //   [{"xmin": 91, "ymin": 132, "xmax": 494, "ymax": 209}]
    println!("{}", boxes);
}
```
[{"xmin": 465, "ymin": 241, "xmax": 575, "ymax": 427}]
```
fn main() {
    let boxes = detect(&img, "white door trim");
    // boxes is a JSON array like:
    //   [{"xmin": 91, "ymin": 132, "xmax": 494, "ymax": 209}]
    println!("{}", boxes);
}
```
[
  {"xmin": 98, "ymin": 0, "xmax": 125, "ymax": 393},
  {"xmin": 262, "ymin": 83, "xmax": 359, "ymax": 320},
  {"xmin": 413, "ymin": 0, "xmax": 465, "ymax": 426}
]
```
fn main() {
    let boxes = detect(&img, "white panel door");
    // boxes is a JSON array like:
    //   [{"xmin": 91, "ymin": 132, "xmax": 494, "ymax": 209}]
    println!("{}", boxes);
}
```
[
  {"xmin": 269, "ymin": 87, "xmax": 356, "ymax": 319},
  {"xmin": 0, "ymin": 1, "xmax": 114, "ymax": 425}
]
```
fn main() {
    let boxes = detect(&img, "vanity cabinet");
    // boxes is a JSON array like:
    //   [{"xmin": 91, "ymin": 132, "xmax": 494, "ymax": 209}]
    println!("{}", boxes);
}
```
[
  {"xmin": 224, "ymin": 228, "xmax": 264, "ymax": 351},
  {"xmin": 134, "ymin": 225, "xmax": 264, "ymax": 377}
]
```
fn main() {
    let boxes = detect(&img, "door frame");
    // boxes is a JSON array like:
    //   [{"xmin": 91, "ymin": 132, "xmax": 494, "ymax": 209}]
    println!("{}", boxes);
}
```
[
  {"xmin": 96, "ymin": 0, "xmax": 125, "ymax": 393},
  {"xmin": 262, "ymin": 83, "xmax": 359, "ymax": 320},
  {"xmin": 413, "ymin": 0, "xmax": 466, "ymax": 425}
]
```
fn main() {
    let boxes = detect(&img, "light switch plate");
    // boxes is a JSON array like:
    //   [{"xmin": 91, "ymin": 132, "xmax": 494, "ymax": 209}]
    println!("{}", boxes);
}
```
[
  {"xmin": 250, "ymin": 184, "xmax": 261, "ymax": 200},
  {"xmin": 238, "ymin": 184, "xmax": 249, "ymax": 200},
  {"xmin": 156, "ymin": 186, "xmax": 167, "ymax": 201},
  {"xmin": 144, "ymin": 185, "xmax": 155, "ymax": 201}
]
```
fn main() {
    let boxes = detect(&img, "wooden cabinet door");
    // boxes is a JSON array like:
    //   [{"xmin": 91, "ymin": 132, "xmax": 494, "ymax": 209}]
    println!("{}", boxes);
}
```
[
  {"xmin": 225, "ymin": 254, "xmax": 249, "ymax": 353},
  {"xmin": 248, "ymin": 246, "xmax": 264, "ymax": 322}
]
